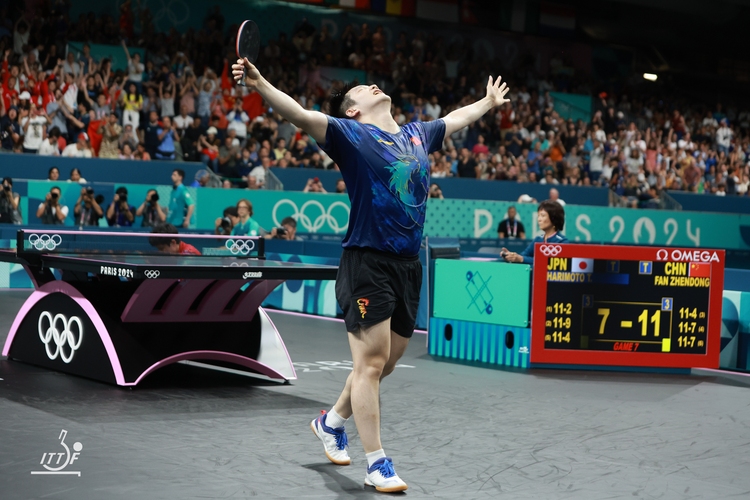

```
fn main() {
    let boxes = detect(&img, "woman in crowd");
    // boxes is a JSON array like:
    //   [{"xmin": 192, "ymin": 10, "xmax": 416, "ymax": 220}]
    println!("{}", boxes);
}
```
[{"xmin": 501, "ymin": 200, "xmax": 568, "ymax": 265}]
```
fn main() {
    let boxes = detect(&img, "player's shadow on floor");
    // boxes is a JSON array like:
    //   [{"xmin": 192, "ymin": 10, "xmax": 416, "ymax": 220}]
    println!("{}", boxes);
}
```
[{"xmin": 303, "ymin": 463, "xmax": 407, "ymax": 498}]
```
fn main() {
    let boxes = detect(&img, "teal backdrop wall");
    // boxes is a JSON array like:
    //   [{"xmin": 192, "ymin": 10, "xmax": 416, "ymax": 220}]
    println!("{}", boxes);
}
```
[
  {"xmin": 549, "ymin": 92, "xmax": 592, "ymax": 123},
  {"xmin": 13, "ymin": 181, "xmax": 750, "ymax": 250}
]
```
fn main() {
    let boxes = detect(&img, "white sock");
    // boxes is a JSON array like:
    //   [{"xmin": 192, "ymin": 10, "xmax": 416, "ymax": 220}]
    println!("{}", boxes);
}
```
[
  {"xmin": 366, "ymin": 449, "xmax": 386, "ymax": 467},
  {"xmin": 325, "ymin": 408, "xmax": 347, "ymax": 429}
]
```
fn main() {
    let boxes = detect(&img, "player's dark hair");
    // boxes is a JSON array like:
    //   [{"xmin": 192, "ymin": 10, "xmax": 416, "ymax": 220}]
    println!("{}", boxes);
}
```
[
  {"xmin": 538, "ymin": 200, "xmax": 565, "ymax": 232},
  {"xmin": 173, "ymin": 169, "xmax": 185, "ymax": 180},
  {"xmin": 281, "ymin": 216, "xmax": 296, "ymax": 229},
  {"xmin": 149, "ymin": 223, "xmax": 180, "ymax": 248},
  {"xmin": 329, "ymin": 81, "xmax": 359, "ymax": 119}
]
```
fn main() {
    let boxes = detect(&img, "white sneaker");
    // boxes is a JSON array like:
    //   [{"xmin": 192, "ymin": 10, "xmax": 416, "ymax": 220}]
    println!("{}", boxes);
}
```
[
  {"xmin": 364, "ymin": 457, "xmax": 408, "ymax": 492},
  {"xmin": 310, "ymin": 411, "xmax": 351, "ymax": 465}
]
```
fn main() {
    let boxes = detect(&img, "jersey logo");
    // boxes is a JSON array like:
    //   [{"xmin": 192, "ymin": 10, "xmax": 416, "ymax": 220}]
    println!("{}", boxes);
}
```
[
  {"xmin": 410, "ymin": 137, "xmax": 422, "ymax": 146},
  {"xmin": 377, "ymin": 138, "xmax": 394, "ymax": 146},
  {"xmin": 357, "ymin": 298, "xmax": 369, "ymax": 318}
]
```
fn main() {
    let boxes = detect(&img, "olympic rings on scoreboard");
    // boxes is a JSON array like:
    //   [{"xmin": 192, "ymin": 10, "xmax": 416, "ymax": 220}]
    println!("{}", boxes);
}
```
[
  {"xmin": 28, "ymin": 233, "xmax": 63, "ymax": 251},
  {"xmin": 144, "ymin": 270, "xmax": 161, "ymax": 279},
  {"xmin": 539, "ymin": 245, "xmax": 563, "ymax": 257},
  {"xmin": 225, "ymin": 238, "xmax": 256, "ymax": 256}
]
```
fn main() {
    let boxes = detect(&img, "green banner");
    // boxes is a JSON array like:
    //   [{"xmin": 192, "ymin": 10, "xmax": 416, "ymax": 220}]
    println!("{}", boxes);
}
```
[
  {"xmin": 67, "ymin": 42, "xmax": 146, "ymax": 73},
  {"xmin": 425, "ymin": 199, "xmax": 750, "ymax": 250},
  {"xmin": 433, "ymin": 259, "xmax": 531, "ymax": 327},
  {"xmin": 21, "ymin": 181, "xmax": 750, "ymax": 250},
  {"xmin": 549, "ymin": 92, "xmax": 592, "ymax": 123},
  {"xmin": 194, "ymin": 189, "xmax": 350, "ymax": 234}
]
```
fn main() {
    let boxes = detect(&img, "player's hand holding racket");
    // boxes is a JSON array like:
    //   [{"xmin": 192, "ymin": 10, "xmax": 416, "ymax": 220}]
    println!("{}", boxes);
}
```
[
  {"xmin": 232, "ymin": 20, "xmax": 261, "ymax": 87},
  {"xmin": 232, "ymin": 58, "xmax": 260, "ymax": 87}
]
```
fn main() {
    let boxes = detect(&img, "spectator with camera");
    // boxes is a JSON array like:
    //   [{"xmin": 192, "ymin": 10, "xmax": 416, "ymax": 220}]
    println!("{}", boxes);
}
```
[
  {"xmin": 136, "ymin": 189, "xmax": 167, "ymax": 228},
  {"xmin": 1, "ymin": 106, "xmax": 22, "ymax": 152},
  {"xmin": 215, "ymin": 206, "xmax": 239, "ymax": 235},
  {"xmin": 268, "ymin": 216, "xmax": 303, "ymax": 241},
  {"xmin": 0, "ymin": 177, "xmax": 22, "ymax": 224},
  {"xmin": 428, "ymin": 183, "xmax": 444, "ymax": 199},
  {"xmin": 73, "ymin": 186, "xmax": 104, "ymax": 227},
  {"xmin": 36, "ymin": 186, "xmax": 68, "ymax": 224},
  {"xmin": 303, "ymin": 177, "xmax": 327, "ymax": 193},
  {"xmin": 107, "ymin": 187, "xmax": 136, "ymax": 227}
]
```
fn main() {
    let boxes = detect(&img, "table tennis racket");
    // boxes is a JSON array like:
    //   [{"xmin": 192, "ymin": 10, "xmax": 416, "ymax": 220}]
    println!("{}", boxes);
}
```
[{"xmin": 236, "ymin": 20, "xmax": 260, "ymax": 87}]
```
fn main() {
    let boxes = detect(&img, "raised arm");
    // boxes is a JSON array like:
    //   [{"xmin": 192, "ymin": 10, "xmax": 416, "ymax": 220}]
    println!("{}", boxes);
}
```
[
  {"xmin": 232, "ymin": 58, "xmax": 327, "ymax": 144},
  {"xmin": 121, "ymin": 40, "xmax": 131, "ymax": 62},
  {"xmin": 442, "ymin": 76, "xmax": 510, "ymax": 140}
]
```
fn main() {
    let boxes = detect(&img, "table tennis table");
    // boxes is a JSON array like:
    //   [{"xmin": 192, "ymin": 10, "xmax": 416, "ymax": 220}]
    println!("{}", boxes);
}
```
[{"xmin": 0, "ymin": 230, "xmax": 338, "ymax": 386}]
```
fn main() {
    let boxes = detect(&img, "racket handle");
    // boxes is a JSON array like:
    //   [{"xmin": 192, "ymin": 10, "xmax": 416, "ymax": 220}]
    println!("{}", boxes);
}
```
[{"xmin": 239, "ymin": 68, "xmax": 247, "ymax": 87}]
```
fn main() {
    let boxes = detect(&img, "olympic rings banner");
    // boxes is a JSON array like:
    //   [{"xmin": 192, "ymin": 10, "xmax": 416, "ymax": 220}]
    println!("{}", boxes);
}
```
[
  {"xmin": 194, "ymin": 189, "xmax": 352, "ymax": 235},
  {"xmin": 18, "ymin": 180, "xmax": 750, "ymax": 249}
]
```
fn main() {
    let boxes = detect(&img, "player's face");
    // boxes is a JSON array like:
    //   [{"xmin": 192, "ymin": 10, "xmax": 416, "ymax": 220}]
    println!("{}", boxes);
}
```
[
  {"xmin": 537, "ymin": 209, "xmax": 553, "ymax": 232},
  {"xmin": 347, "ymin": 84, "xmax": 390, "ymax": 116}
]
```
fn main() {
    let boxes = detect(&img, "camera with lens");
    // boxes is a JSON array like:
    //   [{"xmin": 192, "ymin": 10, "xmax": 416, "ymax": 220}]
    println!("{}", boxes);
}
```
[
  {"xmin": 275, "ymin": 226, "xmax": 287, "ymax": 238},
  {"xmin": 3, "ymin": 184, "xmax": 9, "ymax": 192},
  {"xmin": 119, "ymin": 193, "xmax": 128, "ymax": 203},
  {"xmin": 85, "ymin": 186, "xmax": 94, "ymax": 195},
  {"xmin": 149, "ymin": 192, "xmax": 159, "ymax": 204},
  {"xmin": 50, "ymin": 192, "xmax": 59, "ymax": 200},
  {"xmin": 220, "ymin": 217, "xmax": 233, "ymax": 231}
]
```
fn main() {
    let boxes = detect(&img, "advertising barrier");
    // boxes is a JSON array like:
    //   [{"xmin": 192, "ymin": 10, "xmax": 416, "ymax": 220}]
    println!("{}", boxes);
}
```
[{"xmin": 12, "ymin": 182, "xmax": 750, "ymax": 250}]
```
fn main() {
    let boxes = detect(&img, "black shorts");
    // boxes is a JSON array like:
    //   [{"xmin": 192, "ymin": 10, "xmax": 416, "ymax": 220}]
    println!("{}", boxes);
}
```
[{"xmin": 336, "ymin": 247, "xmax": 422, "ymax": 338}]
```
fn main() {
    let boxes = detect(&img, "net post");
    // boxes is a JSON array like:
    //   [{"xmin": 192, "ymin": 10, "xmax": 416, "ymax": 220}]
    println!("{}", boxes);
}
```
[
  {"xmin": 16, "ymin": 229, "xmax": 25, "ymax": 254},
  {"xmin": 257, "ymin": 237, "xmax": 265, "ymax": 260}
]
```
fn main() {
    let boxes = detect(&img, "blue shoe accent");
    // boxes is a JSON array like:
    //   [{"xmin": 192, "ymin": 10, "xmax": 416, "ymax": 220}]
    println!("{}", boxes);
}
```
[
  {"xmin": 367, "ymin": 457, "xmax": 396, "ymax": 478},
  {"xmin": 319, "ymin": 414, "xmax": 348, "ymax": 450}
]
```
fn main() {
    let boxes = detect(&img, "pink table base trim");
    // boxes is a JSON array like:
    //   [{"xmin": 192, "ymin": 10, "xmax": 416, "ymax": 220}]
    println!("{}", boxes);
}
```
[
  {"xmin": 2, "ymin": 282, "xmax": 126, "ymax": 385},
  {"xmin": 129, "ymin": 350, "xmax": 290, "ymax": 386}
]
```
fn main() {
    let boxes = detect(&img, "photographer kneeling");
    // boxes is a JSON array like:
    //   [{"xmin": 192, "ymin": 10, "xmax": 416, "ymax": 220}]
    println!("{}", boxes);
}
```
[
  {"xmin": 73, "ymin": 186, "xmax": 104, "ymax": 227},
  {"xmin": 107, "ymin": 187, "xmax": 136, "ymax": 227},
  {"xmin": 0, "ymin": 177, "xmax": 22, "ymax": 224},
  {"xmin": 268, "ymin": 217, "xmax": 303, "ymax": 241},
  {"xmin": 36, "ymin": 186, "xmax": 68, "ymax": 225},
  {"xmin": 137, "ymin": 189, "xmax": 167, "ymax": 228},
  {"xmin": 215, "ymin": 206, "xmax": 239, "ymax": 236}
]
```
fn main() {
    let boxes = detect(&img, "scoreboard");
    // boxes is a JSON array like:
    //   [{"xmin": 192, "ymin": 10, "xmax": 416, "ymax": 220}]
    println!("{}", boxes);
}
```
[{"xmin": 530, "ymin": 244, "xmax": 724, "ymax": 369}]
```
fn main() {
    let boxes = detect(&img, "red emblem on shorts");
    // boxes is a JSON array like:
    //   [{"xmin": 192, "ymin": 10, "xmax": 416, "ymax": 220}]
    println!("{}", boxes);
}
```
[
  {"xmin": 410, "ymin": 137, "xmax": 422, "ymax": 146},
  {"xmin": 357, "ymin": 298, "xmax": 369, "ymax": 318}
]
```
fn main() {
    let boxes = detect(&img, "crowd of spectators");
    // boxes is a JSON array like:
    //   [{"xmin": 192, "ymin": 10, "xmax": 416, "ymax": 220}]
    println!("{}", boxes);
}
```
[{"xmin": 1, "ymin": 1, "xmax": 749, "ymax": 205}]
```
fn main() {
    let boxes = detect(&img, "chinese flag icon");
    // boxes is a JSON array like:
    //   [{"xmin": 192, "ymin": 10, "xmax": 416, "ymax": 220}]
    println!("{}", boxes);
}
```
[{"xmin": 689, "ymin": 262, "xmax": 710, "ymax": 277}]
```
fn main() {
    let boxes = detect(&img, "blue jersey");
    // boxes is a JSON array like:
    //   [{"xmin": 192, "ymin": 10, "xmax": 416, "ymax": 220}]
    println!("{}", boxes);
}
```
[
  {"xmin": 321, "ymin": 117, "xmax": 446, "ymax": 256},
  {"xmin": 520, "ymin": 232, "xmax": 569, "ymax": 265}
]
